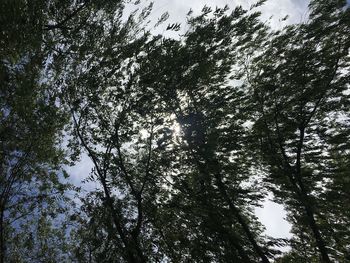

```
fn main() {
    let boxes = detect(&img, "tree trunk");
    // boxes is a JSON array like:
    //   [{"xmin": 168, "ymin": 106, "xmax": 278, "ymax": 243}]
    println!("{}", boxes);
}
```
[
  {"xmin": 214, "ymin": 173, "xmax": 270, "ymax": 263},
  {"xmin": 0, "ymin": 208, "xmax": 5, "ymax": 263},
  {"xmin": 294, "ymin": 127, "xmax": 331, "ymax": 263},
  {"xmin": 294, "ymin": 177, "xmax": 331, "ymax": 263}
]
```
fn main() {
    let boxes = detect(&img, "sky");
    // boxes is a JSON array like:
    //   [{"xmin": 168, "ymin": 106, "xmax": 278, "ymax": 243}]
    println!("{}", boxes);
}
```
[
  {"xmin": 69, "ymin": 0, "xmax": 311, "ymax": 241},
  {"xmin": 148, "ymin": 0, "xmax": 310, "ymax": 32}
]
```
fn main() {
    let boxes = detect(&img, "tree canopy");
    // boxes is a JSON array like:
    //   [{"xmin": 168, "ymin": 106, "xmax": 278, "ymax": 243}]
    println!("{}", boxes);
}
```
[{"xmin": 0, "ymin": 0, "xmax": 349, "ymax": 262}]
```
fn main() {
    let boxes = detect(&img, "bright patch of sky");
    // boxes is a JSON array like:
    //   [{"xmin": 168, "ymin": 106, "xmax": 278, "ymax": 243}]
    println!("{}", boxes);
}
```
[
  {"xmin": 147, "ymin": 0, "xmax": 310, "ymax": 33},
  {"xmin": 255, "ymin": 193, "xmax": 292, "ymax": 239}
]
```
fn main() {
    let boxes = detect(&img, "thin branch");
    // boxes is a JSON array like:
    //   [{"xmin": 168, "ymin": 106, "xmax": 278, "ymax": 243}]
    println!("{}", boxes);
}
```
[{"xmin": 44, "ymin": 1, "xmax": 90, "ymax": 31}]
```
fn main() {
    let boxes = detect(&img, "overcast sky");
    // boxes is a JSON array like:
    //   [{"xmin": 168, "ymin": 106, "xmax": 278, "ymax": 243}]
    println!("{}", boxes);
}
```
[
  {"xmin": 147, "ymin": 0, "xmax": 310, "ymax": 35},
  {"xmin": 68, "ymin": 0, "xmax": 312, "ymax": 241}
]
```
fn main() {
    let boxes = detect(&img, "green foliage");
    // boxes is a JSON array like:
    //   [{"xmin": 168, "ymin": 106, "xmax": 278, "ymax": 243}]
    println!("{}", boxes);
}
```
[
  {"xmin": 58, "ymin": 2, "xmax": 276, "ymax": 262},
  {"xmin": 1, "ymin": 0, "xmax": 349, "ymax": 262},
  {"xmin": 0, "ymin": 0, "xmax": 75, "ymax": 262},
  {"xmin": 247, "ymin": 0, "xmax": 350, "ymax": 261}
]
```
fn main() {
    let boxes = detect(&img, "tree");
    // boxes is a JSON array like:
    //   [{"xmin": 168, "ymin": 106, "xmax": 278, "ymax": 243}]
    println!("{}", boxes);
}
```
[
  {"xmin": 247, "ymin": 0, "xmax": 350, "ymax": 261},
  {"xmin": 2, "ymin": 0, "xmax": 349, "ymax": 261},
  {"xmin": 0, "ymin": 1, "xmax": 75, "ymax": 262},
  {"xmin": 60, "ymin": 2, "xmax": 279, "ymax": 261},
  {"xmin": 137, "ymin": 5, "xmax": 279, "ymax": 262},
  {"xmin": 59, "ymin": 2, "xmax": 171, "ymax": 261}
]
